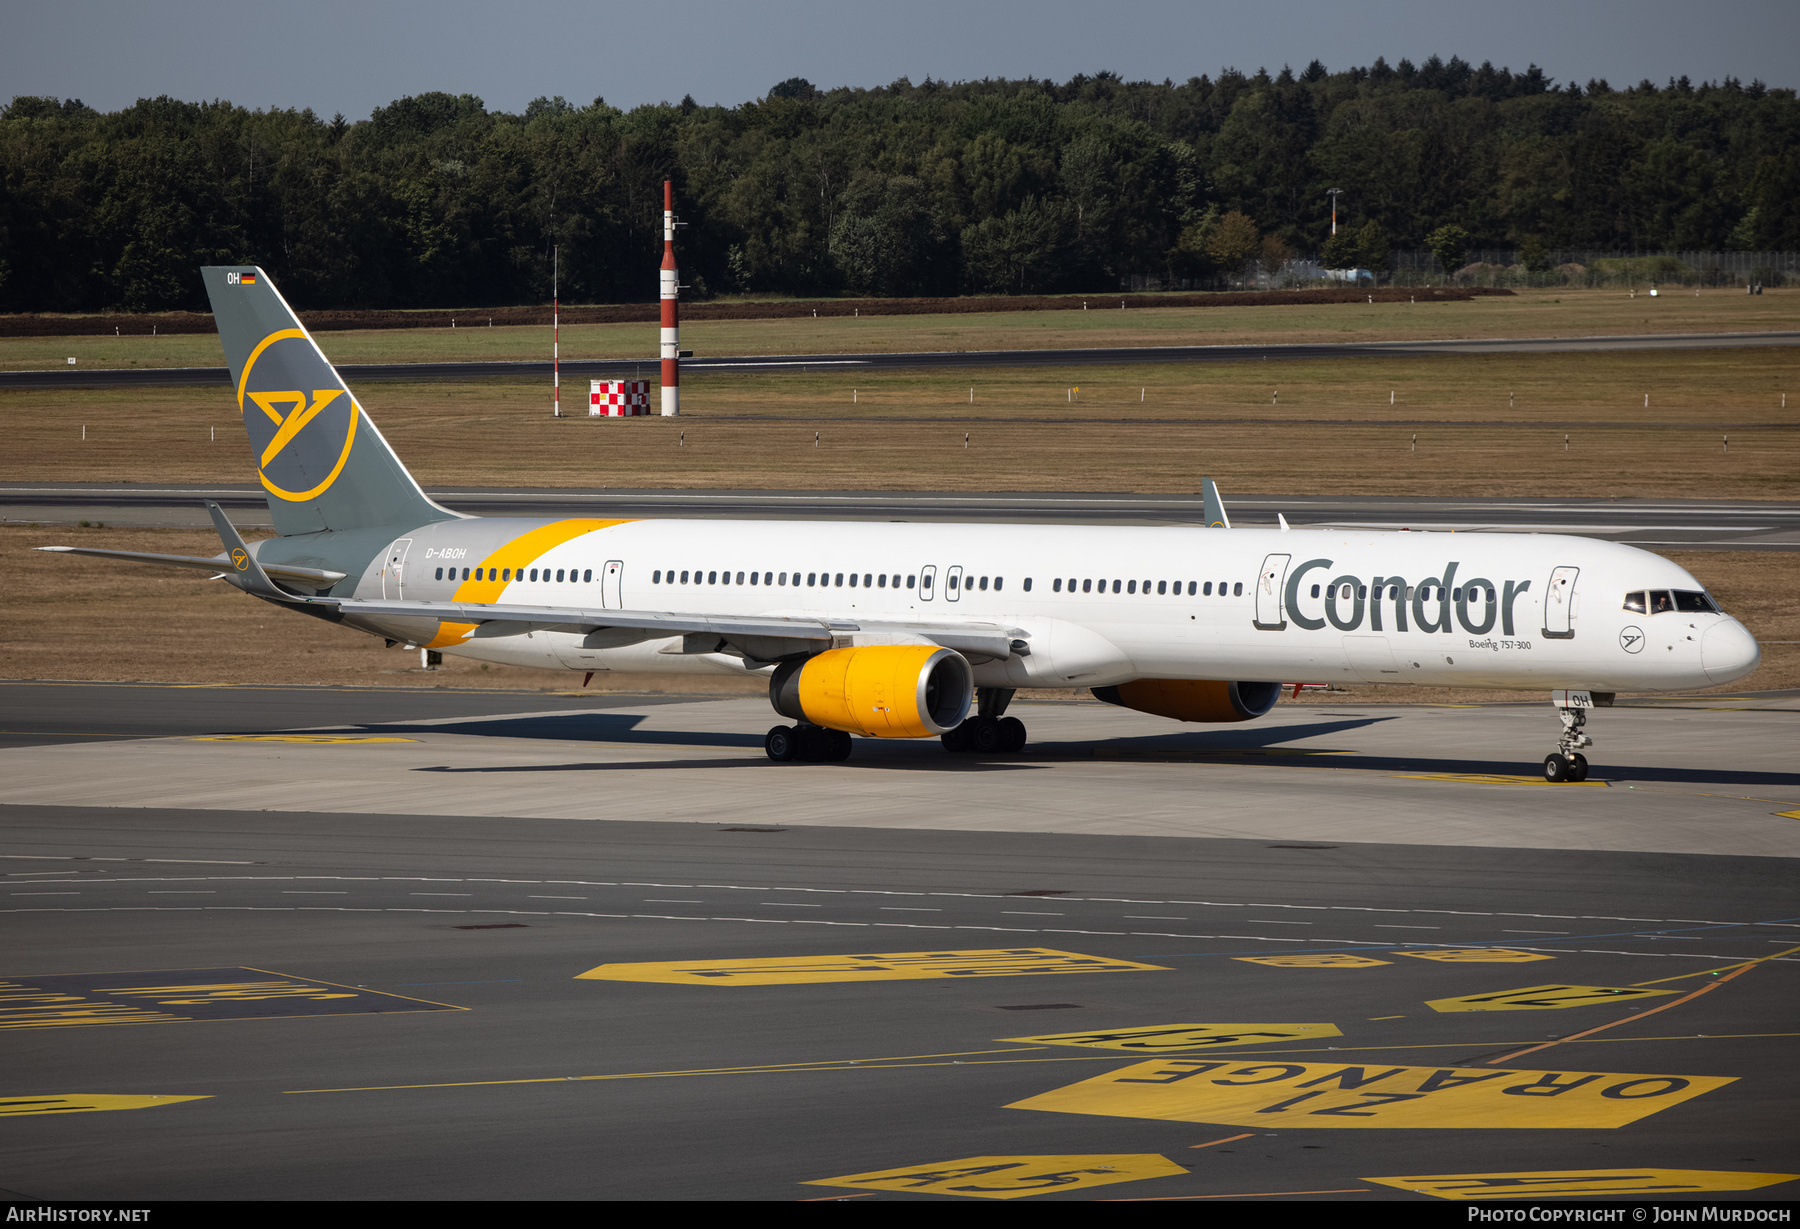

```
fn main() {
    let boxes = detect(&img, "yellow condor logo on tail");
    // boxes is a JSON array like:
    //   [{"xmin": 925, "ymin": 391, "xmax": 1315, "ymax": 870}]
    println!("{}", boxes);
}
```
[
  {"xmin": 236, "ymin": 328, "xmax": 359, "ymax": 502},
  {"xmin": 229, "ymin": 548, "xmax": 250, "ymax": 571}
]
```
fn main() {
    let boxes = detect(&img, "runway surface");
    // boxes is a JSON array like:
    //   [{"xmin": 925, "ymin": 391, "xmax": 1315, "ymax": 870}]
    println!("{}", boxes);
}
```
[
  {"xmin": 2, "ymin": 681, "xmax": 1797, "ymax": 1201},
  {"xmin": 12, "ymin": 484, "xmax": 1800, "ymax": 551},
  {"xmin": 7, "ymin": 329, "xmax": 1798, "ymax": 388}
]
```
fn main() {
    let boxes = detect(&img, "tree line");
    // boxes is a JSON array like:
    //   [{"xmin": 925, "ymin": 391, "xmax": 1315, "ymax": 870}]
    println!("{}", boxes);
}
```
[{"xmin": 2, "ymin": 57, "xmax": 1797, "ymax": 313}]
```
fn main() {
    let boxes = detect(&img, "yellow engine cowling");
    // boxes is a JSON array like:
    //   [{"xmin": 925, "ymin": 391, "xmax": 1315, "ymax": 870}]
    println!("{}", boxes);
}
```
[
  {"xmin": 771, "ymin": 646, "xmax": 973, "ymax": 738},
  {"xmin": 1092, "ymin": 679, "xmax": 1282, "ymax": 723}
]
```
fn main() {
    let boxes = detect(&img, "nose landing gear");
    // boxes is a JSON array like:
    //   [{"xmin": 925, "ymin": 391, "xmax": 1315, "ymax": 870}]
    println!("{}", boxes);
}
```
[{"xmin": 1543, "ymin": 706, "xmax": 1592, "ymax": 782}]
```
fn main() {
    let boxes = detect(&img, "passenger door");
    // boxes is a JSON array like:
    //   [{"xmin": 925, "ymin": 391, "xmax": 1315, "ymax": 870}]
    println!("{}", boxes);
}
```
[
  {"xmin": 1543, "ymin": 566, "xmax": 1579, "ymax": 639},
  {"xmin": 1253, "ymin": 553, "xmax": 1290, "ymax": 631},
  {"xmin": 917, "ymin": 565, "xmax": 936, "ymax": 602},
  {"xmin": 602, "ymin": 560, "xmax": 623, "ymax": 609},
  {"xmin": 382, "ymin": 538, "xmax": 412, "ymax": 599},
  {"xmin": 945, "ymin": 564, "xmax": 963, "ymax": 603}
]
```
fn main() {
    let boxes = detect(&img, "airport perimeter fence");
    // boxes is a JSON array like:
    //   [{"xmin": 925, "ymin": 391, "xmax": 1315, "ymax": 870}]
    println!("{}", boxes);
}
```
[
  {"xmin": 1122, "ymin": 251, "xmax": 1797, "ymax": 294},
  {"xmin": 1388, "ymin": 250, "xmax": 1797, "ymax": 289}
]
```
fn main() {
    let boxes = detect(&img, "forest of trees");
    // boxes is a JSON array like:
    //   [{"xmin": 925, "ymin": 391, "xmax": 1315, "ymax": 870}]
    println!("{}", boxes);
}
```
[{"xmin": 3, "ymin": 57, "xmax": 1798, "ymax": 313}]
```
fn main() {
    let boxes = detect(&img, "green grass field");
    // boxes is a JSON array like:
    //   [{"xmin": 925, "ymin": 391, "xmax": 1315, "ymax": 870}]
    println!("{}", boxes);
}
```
[{"xmin": 3, "ymin": 287, "xmax": 1794, "ymax": 370}]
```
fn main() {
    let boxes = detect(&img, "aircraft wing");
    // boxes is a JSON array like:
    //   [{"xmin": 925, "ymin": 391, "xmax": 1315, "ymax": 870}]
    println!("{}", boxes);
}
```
[{"xmin": 311, "ymin": 596, "xmax": 1021, "ymax": 662}]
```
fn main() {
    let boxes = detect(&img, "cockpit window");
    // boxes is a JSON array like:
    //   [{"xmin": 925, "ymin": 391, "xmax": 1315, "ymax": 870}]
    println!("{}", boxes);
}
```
[
  {"xmin": 1650, "ymin": 590, "xmax": 1675, "ymax": 614},
  {"xmin": 1674, "ymin": 590, "xmax": 1718, "ymax": 613},
  {"xmin": 1623, "ymin": 591, "xmax": 1647, "ymax": 614}
]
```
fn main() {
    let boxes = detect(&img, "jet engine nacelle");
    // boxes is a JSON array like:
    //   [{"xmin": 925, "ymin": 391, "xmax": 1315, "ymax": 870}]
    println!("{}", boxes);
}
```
[
  {"xmin": 1092, "ymin": 678, "xmax": 1282, "ymax": 723},
  {"xmin": 771, "ymin": 645, "xmax": 973, "ymax": 738}
]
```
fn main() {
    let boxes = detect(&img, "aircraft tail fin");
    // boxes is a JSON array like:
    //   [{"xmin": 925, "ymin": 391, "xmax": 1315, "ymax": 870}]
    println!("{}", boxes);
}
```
[
  {"xmin": 1201, "ymin": 478, "xmax": 1231, "ymax": 529},
  {"xmin": 201, "ymin": 267, "xmax": 454, "ymax": 538}
]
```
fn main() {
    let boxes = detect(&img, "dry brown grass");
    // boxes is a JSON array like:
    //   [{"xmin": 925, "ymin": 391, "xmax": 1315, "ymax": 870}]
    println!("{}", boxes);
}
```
[
  {"xmin": 3, "ymin": 287, "xmax": 1795, "ymax": 371},
  {"xmin": 0, "ymin": 524, "xmax": 762, "ymax": 695},
  {"xmin": 8, "ymin": 347, "xmax": 1796, "ymax": 498},
  {"xmin": 6, "ymin": 527, "xmax": 1796, "ymax": 699}
]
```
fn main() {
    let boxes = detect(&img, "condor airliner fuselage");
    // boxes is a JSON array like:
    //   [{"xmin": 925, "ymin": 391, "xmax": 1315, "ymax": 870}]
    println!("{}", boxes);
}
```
[{"xmin": 45, "ymin": 268, "xmax": 1761, "ymax": 780}]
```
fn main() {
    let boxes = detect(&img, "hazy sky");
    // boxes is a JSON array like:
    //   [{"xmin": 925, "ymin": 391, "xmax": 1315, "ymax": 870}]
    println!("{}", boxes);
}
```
[{"xmin": 6, "ymin": 0, "xmax": 1797, "ymax": 118}]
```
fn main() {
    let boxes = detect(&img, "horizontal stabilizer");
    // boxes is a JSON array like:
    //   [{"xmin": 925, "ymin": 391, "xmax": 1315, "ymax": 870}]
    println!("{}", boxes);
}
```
[{"xmin": 37, "ymin": 545, "xmax": 345, "ymax": 589}]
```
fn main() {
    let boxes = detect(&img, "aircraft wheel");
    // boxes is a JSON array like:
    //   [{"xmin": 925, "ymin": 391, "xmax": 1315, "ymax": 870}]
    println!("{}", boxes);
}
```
[
  {"xmin": 1570, "ymin": 753, "xmax": 1589, "ymax": 782},
  {"xmin": 794, "ymin": 725, "xmax": 828, "ymax": 761},
  {"xmin": 997, "ymin": 716, "xmax": 1027, "ymax": 753},
  {"xmin": 969, "ymin": 716, "xmax": 1002, "ymax": 754},
  {"xmin": 765, "ymin": 725, "xmax": 798, "ymax": 762},
  {"xmin": 826, "ymin": 729, "xmax": 854, "ymax": 761},
  {"xmin": 941, "ymin": 722, "xmax": 972, "ymax": 753},
  {"xmin": 1543, "ymin": 753, "xmax": 1572, "ymax": 783}
]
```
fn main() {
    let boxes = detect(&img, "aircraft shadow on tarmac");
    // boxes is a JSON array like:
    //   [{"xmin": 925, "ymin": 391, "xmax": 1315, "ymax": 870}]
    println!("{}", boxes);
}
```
[
  {"xmin": 312, "ymin": 708, "xmax": 1800, "ymax": 786},
  {"xmin": 335, "ymin": 711, "xmax": 766, "ymax": 748}
]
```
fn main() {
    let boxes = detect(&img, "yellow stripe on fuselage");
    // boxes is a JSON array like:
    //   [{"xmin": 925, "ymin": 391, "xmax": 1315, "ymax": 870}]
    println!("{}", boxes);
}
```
[{"xmin": 426, "ymin": 518, "xmax": 634, "ymax": 649}]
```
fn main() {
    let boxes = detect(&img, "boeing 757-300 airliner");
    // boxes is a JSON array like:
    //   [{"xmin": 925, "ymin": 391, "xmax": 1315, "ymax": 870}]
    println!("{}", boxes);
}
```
[{"xmin": 43, "ymin": 268, "xmax": 1762, "ymax": 780}]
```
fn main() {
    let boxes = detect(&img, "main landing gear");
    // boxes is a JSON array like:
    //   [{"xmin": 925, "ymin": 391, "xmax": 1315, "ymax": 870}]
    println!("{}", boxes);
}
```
[
  {"xmin": 1543, "ymin": 706, "xmax": 1593, "ymax": 783},
  {"xmin": 942, "ymin": 687, "xmax": 1028, "ymax": 755},
  {"xmin": 765, "ymin": 724, "xmax": 852, "ymax": 762},
  {"xmin": 763, "ymin": 689, "xmax": 1031, "ymax": 762}
]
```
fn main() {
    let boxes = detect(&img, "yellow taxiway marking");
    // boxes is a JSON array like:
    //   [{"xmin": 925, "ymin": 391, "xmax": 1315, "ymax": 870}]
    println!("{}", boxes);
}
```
[
  {"xmin": 1009, "ymin": 1059, "xmax": 1732, "ymax": 1129},
  {"xmin": 188, "ymin": 734, "xmax": 420, "ymax": 744},
  {"xmin": 1366, "ymin": 1169, "xmax": 1800, "ymax": 1200},
  {"xmin": 0, "ymin": 967, "xmax": 464, "ymax": 1030},
  {"xmin": 1395, "ymin": 772, "xmax": 1608, "ymax": 787},
  {"xmin": 0, "ymin": 1094, "xmax": 209, "ymax": 1117},
  {"xmin": 576, "ymin": 948, "xmax": 1168, "ymax": 986},
  {"xmin": 1105, "ymin": 1188, "xmax": 1372, "ymax": 1200},
  {"xmin": 802, "ymin": 1154, "xmax": 1187, "ymax": 1200},
  {"xmin": 1396, "ymin": 949, "xmax": 1553, "ymax": 964},
  {"xmin": 1236, "ymin": 954, "xmax": 1390, "ymax": 968},
  {"xmin": 1632, "ymin": 943, "xmax": 1800, "ymax": 986},
  {"xmin": 1427, "ymin": 985, "xmax": 1677, "ymax": 1013},
  {"xmin": 1486, "ymin": 943, "xmax": 1800, "ymax": 1065},
  {"xmin": 1002, "ymin": 1024, "xmax": 1342, "ymax": 1052},
  {"xmin": 284, "ymin": 1032, "xmax": 1800, "ymax": 1097},
  {"xmin": 1777, "ymin": 809, "xmax": 1800, "ymax": 820}
]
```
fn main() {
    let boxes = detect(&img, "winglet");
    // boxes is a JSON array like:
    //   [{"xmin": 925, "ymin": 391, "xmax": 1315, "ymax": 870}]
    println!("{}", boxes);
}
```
[
  {"xmin": 1278, "ymin": 513, "xmax": 1291, "ymax": 532},
  {"xmin": 1201, "ymin": 478, "xmax": 1231, "ymax": 529},
  {"xmin": 205, "ymin": 501, "xmax": 288, "ymax": 600}
]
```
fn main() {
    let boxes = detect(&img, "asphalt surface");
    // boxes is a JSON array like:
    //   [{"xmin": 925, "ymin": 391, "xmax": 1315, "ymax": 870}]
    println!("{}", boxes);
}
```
[
  {"xmin": 7, "ymin": 330, "xmax": 1799, "ymax": 389},
  {"xmin": 11, "ymin": 484, "xmax": 1800, "ymax": 550},
  {"xmin": 1, "ymin": 683, "xmax": 1797, "ymax": 1201}
]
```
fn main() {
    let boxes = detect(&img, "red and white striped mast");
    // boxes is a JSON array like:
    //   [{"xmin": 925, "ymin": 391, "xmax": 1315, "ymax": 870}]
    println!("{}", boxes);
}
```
[{"xmin": 660, "ymin": 180, "xmax": 680, "ymax": 416}]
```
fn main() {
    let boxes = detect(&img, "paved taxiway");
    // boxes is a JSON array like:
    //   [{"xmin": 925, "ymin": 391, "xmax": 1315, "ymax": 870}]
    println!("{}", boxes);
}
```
[
  {"xmin": 6, "ymin": 330, "xmax": 1798, "ymax": 389},
  {"xmin": 11, "ymin": 485, "xmax": 1800, "ymax": 551},
  {"xmin": 2, "ymin": 682, "xmax": 1797, "ymax": 1200}
]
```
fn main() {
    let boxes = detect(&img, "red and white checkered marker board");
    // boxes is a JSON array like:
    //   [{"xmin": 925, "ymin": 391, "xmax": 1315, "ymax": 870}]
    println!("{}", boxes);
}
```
[{"xmin": 590, "ymin": 380, "xmax": 651, "ymax": 416}]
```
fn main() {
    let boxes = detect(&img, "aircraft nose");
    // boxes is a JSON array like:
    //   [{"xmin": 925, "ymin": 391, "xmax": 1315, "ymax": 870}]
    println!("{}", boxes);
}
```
[{"xmin": 1701, "ymin": 620, "xmax": 1761, "ymax": 684}]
